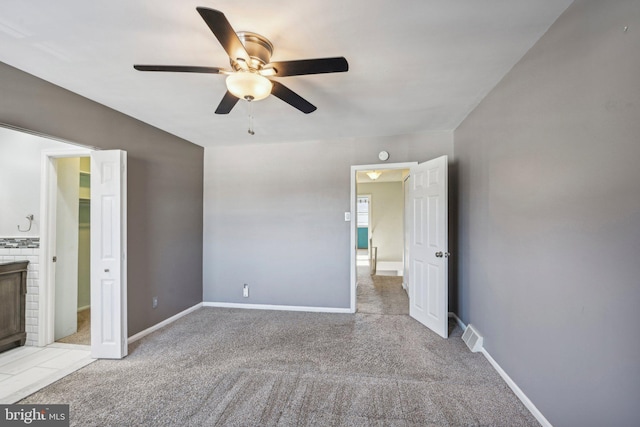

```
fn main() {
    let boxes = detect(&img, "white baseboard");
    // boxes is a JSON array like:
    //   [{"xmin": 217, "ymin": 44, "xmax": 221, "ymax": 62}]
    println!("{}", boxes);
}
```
[
  {"xmin": 480, "ymin": 348, "xmax": 552, "ymax": 427},
  {"xmin": 376, "ymin": 261, "xmax": 404, "ymax": 276},
  {"xmin": 203, "ymin": 301, "xmax": 352, "ymax": 314},
  {"xmin": 446, "ymin": 312, "xmax": 550, "ymax": 426},
  {"xmin": 127, "ymin": 302, "xmax": 203, "ymax": 344},
  {"xmin": 448, "ymin": 312, "xmax": 466, "ymax": 331}
]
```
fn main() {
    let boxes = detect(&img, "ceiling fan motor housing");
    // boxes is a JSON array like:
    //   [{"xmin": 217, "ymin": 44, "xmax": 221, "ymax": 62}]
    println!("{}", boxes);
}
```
[
  {"xmin": 232, "ymin": 32, "xmax": 274, "ymax": 71},
  {"xmin": 134, "ymin": 8, "xmax": 348, "ymax": 115}
]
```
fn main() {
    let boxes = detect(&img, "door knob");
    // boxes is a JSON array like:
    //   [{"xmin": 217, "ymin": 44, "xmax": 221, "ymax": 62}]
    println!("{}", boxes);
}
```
[{"xmin": 435, "ymin": 251, "xmax": 451, "ymax": 258}]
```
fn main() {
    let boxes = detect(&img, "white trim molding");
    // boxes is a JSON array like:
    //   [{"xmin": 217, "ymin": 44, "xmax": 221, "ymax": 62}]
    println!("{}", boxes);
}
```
[
  {"xmin": 480, "ymin": 348, "xmax": 553, "ymax": 427},
  {"xmin": 127, "ymin": 302, "xmax": 203, "ymax": 344},
  {"xmin": 376, "ymin": 261, "xmax": 404, "ymax": 276},
  {"xmin": 447, "ymin": 312, "xmax": 552, "ymax": 427},
  {"xmin": 204, "ymin": 302, "xmax": 352, "ymax": 314},
  {"xmin": 448, "ymin": 312, "xmax": 466, "ymax": 331}
]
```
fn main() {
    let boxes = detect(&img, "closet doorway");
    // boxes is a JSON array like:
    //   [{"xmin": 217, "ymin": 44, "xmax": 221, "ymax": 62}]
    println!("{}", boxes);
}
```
[{"xmin": 53, "ymin": 156, "xmax": 91, "ymax": 345}]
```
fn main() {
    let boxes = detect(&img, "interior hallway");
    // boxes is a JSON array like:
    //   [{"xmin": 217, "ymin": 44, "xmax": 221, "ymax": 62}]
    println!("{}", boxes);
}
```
[{"xmin": 357, "ymin": 267, "xmax": 409, "ymax": 315}]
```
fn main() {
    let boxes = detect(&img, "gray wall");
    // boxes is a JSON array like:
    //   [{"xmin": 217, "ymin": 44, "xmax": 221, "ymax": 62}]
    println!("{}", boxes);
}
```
[
  {"xmin": 0, "ymin": 61, "xmax": 204, "ymax": 336},
  {"xmin": 203, "ymin": 131, "xmax": 452, "ymax": 308},
  {"xmin": 357, "ymin": 181, "xmax": 404, "ymax": 263},
  {"xmin": 454, "ymin": 1, "xmax": 640, "ymax": 426}
]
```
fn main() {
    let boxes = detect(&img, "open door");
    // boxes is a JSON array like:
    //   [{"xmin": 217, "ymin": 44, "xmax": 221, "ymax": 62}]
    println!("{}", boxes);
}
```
[
  {"xmin": 53, "ymin": 158, "xmax": 80, "ymax": 340},
  {"xmin": 90, "ymin": 150, "xmax": 127, "ymax": 359},
  {"xmin": 408, "ymin": 155, "xmax": 448, "ymax": 338}
]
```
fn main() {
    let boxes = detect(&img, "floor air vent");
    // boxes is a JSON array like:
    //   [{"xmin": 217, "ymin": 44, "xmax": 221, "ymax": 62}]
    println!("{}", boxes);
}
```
[{"xmin": 462, "ymin": 324, "xmax": 483, "ymax": 352}]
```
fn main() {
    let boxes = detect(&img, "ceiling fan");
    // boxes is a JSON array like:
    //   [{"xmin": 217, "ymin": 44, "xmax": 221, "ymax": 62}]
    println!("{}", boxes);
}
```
[{"xmin": 134, "ymin": 7, "xmax": 349, "ymax": 116}]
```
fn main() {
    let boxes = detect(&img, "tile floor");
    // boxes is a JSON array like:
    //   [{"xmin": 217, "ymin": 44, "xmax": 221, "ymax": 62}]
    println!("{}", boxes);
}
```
[{"xmin": 0, "ymin": 343, "xmax": 95, "ymax": 404}]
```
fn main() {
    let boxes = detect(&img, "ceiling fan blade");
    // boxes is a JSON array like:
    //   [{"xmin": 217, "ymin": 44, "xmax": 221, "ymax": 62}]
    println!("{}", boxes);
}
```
[
  {"xmin": 215, "ymin": 91, "xmax": 240, "ymax": 114},
  {"xmin": 133, "ymin": 65, "xmax": 225, "ymax": 74},
  {"xmin": 196, "ymin": 7, "xmax": 250, "ymax": 63},
  {"xmin": 270, "ymin": 81, "xmax": 317, "ymax": 114},
  {"xmin": 270, "ymin": 57, "xmax": 348, "ymax": 77}
]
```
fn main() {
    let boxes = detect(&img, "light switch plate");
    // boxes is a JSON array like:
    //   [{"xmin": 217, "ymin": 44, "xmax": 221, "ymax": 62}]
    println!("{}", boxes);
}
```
[{"xmin": 344, "ymin": 212, "xmax": 351, "ymax": 221}]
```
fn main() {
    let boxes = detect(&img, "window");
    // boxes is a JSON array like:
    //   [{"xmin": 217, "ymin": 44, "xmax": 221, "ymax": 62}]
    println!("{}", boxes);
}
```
[{"xmin": 357, "ymin": 196, "xmax": 370, "ymax": 228}]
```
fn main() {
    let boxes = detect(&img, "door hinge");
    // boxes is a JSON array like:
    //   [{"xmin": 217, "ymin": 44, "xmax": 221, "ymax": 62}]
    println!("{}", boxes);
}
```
[{"xmin": 52, "ymin": 256, "xmax": 57, "ymax": 262}]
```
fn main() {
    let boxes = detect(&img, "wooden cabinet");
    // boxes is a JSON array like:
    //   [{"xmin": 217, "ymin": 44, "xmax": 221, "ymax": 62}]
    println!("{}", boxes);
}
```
[{"xmin": 0, "ymin": 261, "xmax": 29, "ymax": 353}]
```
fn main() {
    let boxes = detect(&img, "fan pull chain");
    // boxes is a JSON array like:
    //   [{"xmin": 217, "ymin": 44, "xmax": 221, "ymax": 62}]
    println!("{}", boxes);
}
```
[{"xmin": 247, "ymin": 99, "xmax": 255, "ymax": 135}]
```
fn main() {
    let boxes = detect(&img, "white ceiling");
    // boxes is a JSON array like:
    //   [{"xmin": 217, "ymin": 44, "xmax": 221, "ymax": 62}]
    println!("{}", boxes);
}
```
[{"xmin": 0, "ymin": 0, "xmax": 572, "ymax": 147}]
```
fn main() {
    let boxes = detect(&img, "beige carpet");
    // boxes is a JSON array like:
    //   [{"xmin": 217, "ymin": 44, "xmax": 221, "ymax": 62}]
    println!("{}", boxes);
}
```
[
  {"xmin": 57, "ymin": 309, "xmax": 91, "ymax": 345},
  {"xmin": 21, "ymin": 303, "xmax": 539, "ymax": 426},
  {"xmin": 357, "ymin": 266, "xmax": 409, "ymax": 315}
]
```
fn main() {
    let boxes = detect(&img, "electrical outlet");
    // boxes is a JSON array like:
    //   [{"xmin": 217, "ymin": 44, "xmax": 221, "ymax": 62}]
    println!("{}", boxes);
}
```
[
  {"xmin": 243, "ymin": 284, "xmax": 249, "ymax": 298},
  {"xmin": 152, "ymin": 296, "xmax": 158, "ymax": 309}
]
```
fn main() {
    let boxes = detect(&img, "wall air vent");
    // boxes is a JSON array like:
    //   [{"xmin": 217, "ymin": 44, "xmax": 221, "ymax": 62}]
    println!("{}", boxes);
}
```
[{"xmin": 462, "ymin": 324, "xmax": 484, "ymax": 353}]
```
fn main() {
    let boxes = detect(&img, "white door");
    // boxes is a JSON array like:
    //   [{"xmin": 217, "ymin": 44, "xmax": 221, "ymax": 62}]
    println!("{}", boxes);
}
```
[
  {"xmin": 90, "ymin": 150, "xmax": 127, "ymax": 359},
  {"xmin": 408, "ymin": 155, "xmax": 448, "ymax": 338},
  {"xmin": 403, "ymin": 176, "xmax": 410, "ymax": 288},
  {"xmin": 54, "ymin": 158, "xmax": 80, "ymax": 340}
]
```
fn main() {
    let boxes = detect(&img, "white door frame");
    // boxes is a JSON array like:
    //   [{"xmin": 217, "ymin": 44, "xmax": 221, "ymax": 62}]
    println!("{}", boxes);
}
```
[
  {"xmin": 350, "ymin": 162, "xmax": 418, "ymax": 313},
  {"xmin": 39, "ymin": 148, "xmax": 92, "ymax": 346},
  {"xmin": 402, "ymin": 175, "xmax": 411, "ymax": 289}
]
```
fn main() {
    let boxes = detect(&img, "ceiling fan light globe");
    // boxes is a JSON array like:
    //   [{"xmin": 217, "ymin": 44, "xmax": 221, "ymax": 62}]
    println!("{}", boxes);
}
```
[{"xmin": 226, "ymin": 72, "xmax": 272, "ymax": 101}]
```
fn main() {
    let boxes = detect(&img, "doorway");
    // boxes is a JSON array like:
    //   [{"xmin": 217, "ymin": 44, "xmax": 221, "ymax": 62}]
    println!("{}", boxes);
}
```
[
  {"xmin": 350, "ymin": 162, "xmax": 417, "ymax": 313},
  {"xmin": 40, "ymin": 148, "xmax": 128, "ymax": 359},
  {"xmin": 354, "ymin": 167, "xmax": 411, "ymax": 315},
  {"xmin": 350, "ymin": 157, "xmax": 450, "ymax": 338},
  {"xmin": 53, "ymin": 156, "xmax": 91, "ymax": 345}
]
